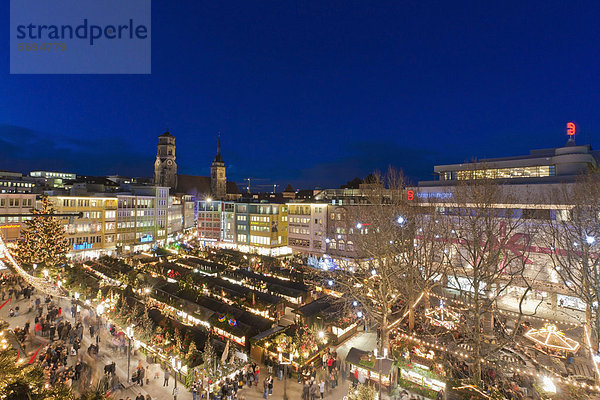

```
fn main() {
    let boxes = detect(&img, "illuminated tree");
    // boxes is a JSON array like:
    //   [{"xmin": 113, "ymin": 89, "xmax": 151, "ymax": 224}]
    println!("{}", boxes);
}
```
[
  {"xmin": 346, "ymin": 383, "xmax": 377, "ymax": 400},
  {"xmin": 443, "ymin": 175, "xmax": 535, "ymax": 383},
  {"xmin": 543, "ymin": 171, "xmax": 600, "ymax": 354},
  {"xmin": 327, "ymin": 168, "xmax": 446, "ymax": 352},
  {"xmin": 0, "ymin": 332, "xmax": 73, "ymax": 399},
  {"xmin": 186, "ymin": 341, "xmax": 200, "ymax": 366},
  {"xmin": 201, "ymin": 338, "xmax": 217, "ymax": 381},
  {"xmin": 17, "ymin": 194, "xmax": 70, "ymax": 270}
]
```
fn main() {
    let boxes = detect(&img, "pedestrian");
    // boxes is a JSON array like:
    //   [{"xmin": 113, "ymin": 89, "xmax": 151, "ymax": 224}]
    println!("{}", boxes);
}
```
[
  {"xmin": 263, "ymin": 377, "xmax": 268, "ymax": 399},
  {"xmin": 310, "ymin": 380, "xmax": 317, "ymax": 400},
  {"xmin": 163, "ymin": 368, "xmax": 170, "ymax": 386},
  {"xmin": 268, "ymin": 375, "xmax": 273, "ymax": 395},
  {"xmin": 302, "ymin": 381, "xmax": 310, "ymax": 400},
  {"xmin": 319, "ymin": 379, "xmax": 325, "ymax": 399},
  {"xmin": 192, "ymin": 382, "xmax": 199, "ymax": 400},
  {"xmin": 138, "ymin": 365, "xmax": 145, "ymax": 386},
  {"xmin": 74, "ymin": 362, "xmax": 82, "ymax": 381}
]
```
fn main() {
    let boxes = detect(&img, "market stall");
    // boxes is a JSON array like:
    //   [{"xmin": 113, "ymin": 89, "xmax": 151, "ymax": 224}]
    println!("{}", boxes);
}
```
[{"xmin": 346, "ymin": 347, "xmax": 394, "ymax": 391}]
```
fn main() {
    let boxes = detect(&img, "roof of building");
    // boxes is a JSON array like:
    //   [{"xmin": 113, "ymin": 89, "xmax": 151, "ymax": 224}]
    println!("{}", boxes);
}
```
[
  {"xmin": 176, "ymin": 175, "xmax": 240, "ymax": 196},
  {"xmin": 294, "ymin": 296, "xmax": 336, "ymax": 317},
  {"xmin": 284, "ymin": 184, "xmax": 294, "ymax": 193},
  {"xmin": 213, "ymin": 137, "xmax": 224, "ymax": 163},
  {"xmin": 159, "ymin": 129, "xmax": 174, "ymax": 138}
]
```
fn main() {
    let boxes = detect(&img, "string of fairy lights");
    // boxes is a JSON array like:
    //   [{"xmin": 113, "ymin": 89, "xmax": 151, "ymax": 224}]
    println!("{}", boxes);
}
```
[
  {"xmin": 431, "ymin": 292, "xmax": 582, "ymax": 327},
  {"xmin": 0, "ymin": 232, "xmax": 67, "ymax": 298},
  {"xmin": 395, "ymin": 331, "xmax": 600, "ymax": 392}
]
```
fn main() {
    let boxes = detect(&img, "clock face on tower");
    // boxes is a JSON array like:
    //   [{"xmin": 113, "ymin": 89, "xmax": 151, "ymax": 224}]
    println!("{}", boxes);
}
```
[{"xmin": 167, "ymin": 160, "xmax": 173, "ymax": 166}]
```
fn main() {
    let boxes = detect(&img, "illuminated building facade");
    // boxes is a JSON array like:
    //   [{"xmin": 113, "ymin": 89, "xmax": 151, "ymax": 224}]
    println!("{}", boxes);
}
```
[
  {"xmin": 415, "ymin": 138, "xmax": 600, "ymax": 312},
  {"xmin": 429, "ymin": 142, "xmax": 598, "ymax": 185},
  {"xmin": 287, "ymin": 203, "xmax": 327, "ymax": 257},
  {"xmin": 116, "ymin": 186, "xmax": 169, "ymax": 252},
  {"xmin": 196, "ymin": 200, "xmax": 290, "ymax": 256},
  {"xmin": 167, "ymin": 194, "xmax": 196, "ymax": 240},
  {"xmin": 49, "ymin": 196, "xmax": 118, "ymax": 259},
  {"xmin": 0, "ymin": 193, "xmax": 36, "ymax": 242},
  {"xmin": 0, "ymin": 172, "xmax": 35, "ymax": 194}
]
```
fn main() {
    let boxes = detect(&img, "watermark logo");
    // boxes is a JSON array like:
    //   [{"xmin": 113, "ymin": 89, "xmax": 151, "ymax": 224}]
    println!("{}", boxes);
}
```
[{"xmin": 10, "ymin": 0, "xmax": 151, "ymax": 74}]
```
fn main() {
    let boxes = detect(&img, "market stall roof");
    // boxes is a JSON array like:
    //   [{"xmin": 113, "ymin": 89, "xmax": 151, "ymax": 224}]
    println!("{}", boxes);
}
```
[
  {"xmin": 294, "ymin": 296, "xmax": 335, "ymax": 318},
  {"xmin": 226, "ymin": 268, "xmax": 308, "ymax": 293},
  {"xmin": 524, "ymin": 324, "xmax": 580, "ymax": 352},
  {"xmin": 251, "ymin": 326, "xmax": 285, "ymax": 342},
  {"xmin": 204, "ymin": 275, "xmax": 283, "ymax": 305},
  {"xmin": 346, "ymin": 347, "xmax": 394, "ymax": 374}
]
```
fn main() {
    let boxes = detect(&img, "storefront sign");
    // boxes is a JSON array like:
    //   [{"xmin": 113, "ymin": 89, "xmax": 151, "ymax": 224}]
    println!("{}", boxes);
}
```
[{"xmin": 73, "ymin": 242, "xmax": 92, "ymax": 250}]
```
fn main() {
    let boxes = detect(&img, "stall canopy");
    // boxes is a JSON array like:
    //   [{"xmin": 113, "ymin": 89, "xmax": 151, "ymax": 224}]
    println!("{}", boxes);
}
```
[
  {"xmin": 346, "ymin": 347, "xmax": 394, "ymax": 374},
  {"xmin": 524, "ymin": 324, "xmax": 580, "ymax": 353}
]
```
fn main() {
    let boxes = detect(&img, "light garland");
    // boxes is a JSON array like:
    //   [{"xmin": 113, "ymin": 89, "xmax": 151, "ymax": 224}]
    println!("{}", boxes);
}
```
[
  {"xmin": 0, "ymin": 233, "xmax": 67, "ymax": 298},
  {"xmin": 431, "ymin": 293, "xmax": 582, "ymax": 327},
  {"xmin": 524, "ymin": 324, "xmax": 580, "ymax": 353},
  {"xmin": 395, "ymin": 331, "xmax": 600, "ymax": 392}
]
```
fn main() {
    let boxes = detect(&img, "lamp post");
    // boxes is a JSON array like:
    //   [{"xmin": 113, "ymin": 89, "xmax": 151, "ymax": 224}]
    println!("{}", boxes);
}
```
[
  {"xmin": 125, "ymin": 325, "xmax": 134, "ymax": 383},
  {"xmin": 279, "ymin": 351, "xmax": 293, "ymax": 400},
  {"xmin": 172, "ymin": 357, "xmax": 182, "ymax": 400},
  {"xmin": 96, "ymin": 303, "xmax": 105, "ymax": 341},
  {"xmin": 374, "ymin": 347, "xmax": 388, "ymax": 400}
]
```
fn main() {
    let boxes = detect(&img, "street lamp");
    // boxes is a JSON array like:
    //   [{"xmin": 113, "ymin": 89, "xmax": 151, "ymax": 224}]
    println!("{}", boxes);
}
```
[
  {"xmin": 171, "ymin": 357, "xmax": 183, "ymax": 400},
  {"xmin": 374, "ymin": 347, "xmax": 389, "ymax": 400},
  {"xmin": 125, "ymin": 325, "xmax": 134, "ymax": 383},
  {"xmin": 279, "ymin": 351, "xmax": 293, "ymax": 400},
  {"xmin": 587, "ymin": 235, "xmax": 596, "ymax": 245},
  {"xmin": 96, "ymin": 304, "xmax": 105, "ymax": 334}
]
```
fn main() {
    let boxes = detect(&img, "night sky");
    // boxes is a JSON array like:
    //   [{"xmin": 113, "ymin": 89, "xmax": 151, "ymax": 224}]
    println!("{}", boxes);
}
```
[{"xmin": 1, "ymin": 1, "xmax": 599, "ymax": 189}]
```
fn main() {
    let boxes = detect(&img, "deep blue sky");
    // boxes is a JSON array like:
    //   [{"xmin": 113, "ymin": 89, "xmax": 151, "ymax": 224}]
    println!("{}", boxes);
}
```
[{"xmin": 1, "ymin": 1, "xmax": 599, "ymax": 189}]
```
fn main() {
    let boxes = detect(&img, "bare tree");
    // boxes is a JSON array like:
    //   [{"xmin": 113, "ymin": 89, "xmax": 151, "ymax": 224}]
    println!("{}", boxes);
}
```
[
  {"xmin": 442, "ymin": 176, "xmax": 534, "ymax": 383},
  {"xmin": 544, "ymin": 171, "xmax": 600, "ymax": 355},
  {"xmin": 325, "ymin": 168, "xmax": 446, "ymax": 352}
]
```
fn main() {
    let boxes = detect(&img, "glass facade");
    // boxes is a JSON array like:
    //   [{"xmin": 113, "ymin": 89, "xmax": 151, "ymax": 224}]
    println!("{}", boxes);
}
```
[{"xmin": 443, "ymin": 165, "xmax": 556, "ymax": 180}]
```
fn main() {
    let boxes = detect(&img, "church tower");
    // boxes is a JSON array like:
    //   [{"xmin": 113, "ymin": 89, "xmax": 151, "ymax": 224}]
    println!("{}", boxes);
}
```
[
  {"xmin": 211, "ymin": 137, "xmax": 227, "ymax": 199},
  {"xmin": 154, "ymin": 129, "xmax": 178, "ymax": 190}
]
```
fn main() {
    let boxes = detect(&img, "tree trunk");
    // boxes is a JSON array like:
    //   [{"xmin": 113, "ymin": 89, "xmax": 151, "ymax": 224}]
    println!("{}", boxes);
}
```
[
  {"xmin": 473, "ymin": 310, "xmax": 482, "ymax": 384},
  {"xmin": 408, "ymin": 305, "xmax": 415, "ymax": 332},
  {"xmin": 424, "ymin": 291, "xmax": 431, "ymax": 309},
  {"xmin": 382, "ymin": 314, "xmax": 390, "ymax": 351}
]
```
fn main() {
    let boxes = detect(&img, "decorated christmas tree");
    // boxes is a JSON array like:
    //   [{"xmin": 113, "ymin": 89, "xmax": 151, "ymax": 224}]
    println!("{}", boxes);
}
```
[
  {"xmin": 174, "ymin": 327, "xmax": 184, "ymax": 356},
  {"xmin": 347, "ymin": 383, "xmax": 377, "ymax": 400},
  {"xmin": 139, "ymin": 307, "xmax": 155, "ymax": 342},
  {"xmin": 152, "ymin": 326, "xmax": 165, "ymax": 346},
  {"xmin": 186, "ymin": 340, "xmax": 199, "ymax": 366},
  {"xmin": 202, "ymin": 338, "xmax": 217, "ymax": 381},
  {"xmin": 17, "ymin": 194, "xmax": 70, "ymax": 269}
]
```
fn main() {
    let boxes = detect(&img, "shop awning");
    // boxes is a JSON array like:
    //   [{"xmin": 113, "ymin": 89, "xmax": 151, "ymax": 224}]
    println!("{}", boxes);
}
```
[{"xmin": 346, "ymin": 347, "xmax": 394, "ymax": 374}]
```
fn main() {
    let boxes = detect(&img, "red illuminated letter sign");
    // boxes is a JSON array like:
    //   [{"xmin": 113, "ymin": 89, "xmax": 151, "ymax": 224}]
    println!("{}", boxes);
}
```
[
  {"xmin": 567, "ymin": 122, "xmax": 576, "ymax": 136},
  {"xmin": 407, "ymin": 190, "xmax": 414, "ymax": 201}
]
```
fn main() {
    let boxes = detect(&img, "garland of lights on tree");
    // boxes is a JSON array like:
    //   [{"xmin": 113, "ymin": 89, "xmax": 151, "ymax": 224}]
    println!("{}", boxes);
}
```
[{"xmin": 17, "ymin": 194, "xmax": 70, "ymax": 269}]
